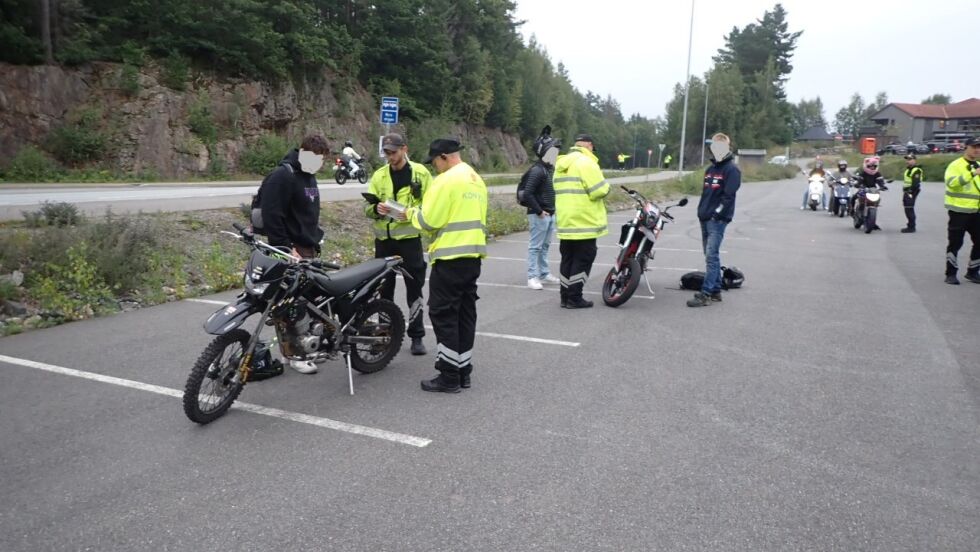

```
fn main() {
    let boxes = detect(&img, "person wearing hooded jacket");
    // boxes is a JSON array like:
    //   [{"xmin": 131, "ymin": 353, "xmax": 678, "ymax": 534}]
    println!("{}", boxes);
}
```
[
  {"xmin": 849, "ymin": 157, "xmax": 889, "ymax": 224},
  {"xmin": 553, "ymin": 133, "xmax": 610, "ymax": 309},
  {"xmin": 522, "ymin": 126, "xmax": 561, "ymax": 290},
  {"xmin": 688, "ymin": 133, "xmax": 741, "ymax": 308},
  {"xmin": 256, "ymin": 134, "xmax": 328, "ymax": 375}
]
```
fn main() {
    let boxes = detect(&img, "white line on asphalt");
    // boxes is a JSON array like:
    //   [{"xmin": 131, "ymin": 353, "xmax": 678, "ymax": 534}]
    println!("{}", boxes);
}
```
[
  {"xmin": 0, "ymin": 354, "xmax": 432, "ymax": 448},
  {"xmin": 473, "ymin": 281, "xmax": 656, "ymax": 300},
  {"xmin": 187, "ymin": 299, "xmax": 582, "ymax": 345},
  {"xmin": 486, "ymin": 256, "xmax": 697, "ymax": 271},
  {"xmin": 491, "ymin": 239, "xmax": 721, "ymax": 253}
]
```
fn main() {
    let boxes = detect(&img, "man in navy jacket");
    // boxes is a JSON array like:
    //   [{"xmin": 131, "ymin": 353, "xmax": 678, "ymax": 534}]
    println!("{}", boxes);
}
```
[{"xmin": 688, "ymin": 132, "xmax": 741, "ymax": 307}]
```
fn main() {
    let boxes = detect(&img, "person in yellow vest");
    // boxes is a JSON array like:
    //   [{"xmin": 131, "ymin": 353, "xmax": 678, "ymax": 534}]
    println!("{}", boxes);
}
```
[
  {"xmin": 554, "ymin": 133, "xmax": 610, "ymax": 309},
  {"xmin": 364, "ymin": 133, "xmax": 432, "ymax": 355},
  {"xmin": 900, "ymin": 153, "xmax": 924, "ymax": 233},
  {"xmin": 405, "ymin": 138, "xmax": 488, "ymax": 392},
  {"xmin": 942, "ymin": 136, "xmax": 980, "ymax": 285},
  {"xmin": 663, "ymin": 153, "xmax": 673, "ymax": 170},
  {"xmin": 617, "ymin": 153, "xmax": 626, "ymax": 170}
]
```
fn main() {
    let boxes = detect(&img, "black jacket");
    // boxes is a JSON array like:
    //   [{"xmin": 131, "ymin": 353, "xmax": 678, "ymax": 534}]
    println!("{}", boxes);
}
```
[
  {"xmin": 855, "ymin": 171, "xmax": 887, "ymax": 190},
  {"xmin": 259, "ymin": 149, "xmax": 324, "ymax": 248},
  {"xmin": 697, "ymin": 157, "xmax": 741, "ymax": 222},
  {"xmin": 522, "ymin": 161, "xmax": 555, "ymax": 215}
]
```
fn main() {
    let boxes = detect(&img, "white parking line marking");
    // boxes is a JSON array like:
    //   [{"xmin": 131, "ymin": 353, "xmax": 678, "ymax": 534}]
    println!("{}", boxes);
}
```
[
  {"xmin": 0, "ymin": 354, "xmax": 432, "ymax": 448},
  {"xmin": 187, "ymin": 299, "xmax": 581, "ymax": 345},
  {"xmin": 486, "ymin": 256, "xmax": 697, "ymax": 271},
  {"xmin": 469, "ymin": 281, "xmax": 656, "ymax": 300}
]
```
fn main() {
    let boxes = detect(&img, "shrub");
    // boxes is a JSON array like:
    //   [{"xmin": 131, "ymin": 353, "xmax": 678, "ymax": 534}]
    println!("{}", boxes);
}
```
[
  {"xmin": 240, "ymin": 134, "xmax": 289, "ymax": 175},
  {"xmin": 80, "ymin": 211, "xmax": 160, "ymax": 292},
  {"xmin": 22, "ymin": 201, "xmax": 83, "ymax": 228},
  {"xmin": 46, "ymin": 108, "xmax": 107, "ymax": 165},
  {"xmin": 119, "ymin": 64, "xmax": 140, "ymax": 97},
  {"xmin": 3, "ymin": 146, "xmax": 61, "ymax": 182},
  {"xmin": 188, "ymin": 94, "xmax": 218, "ymax": 145},
  {"xmin": 161, "ymin": 52, "xmax": 190, "ymax": 91},
  {"xmin": 32, "ymin": 242, "xmax": 114, "ymax": 321}
]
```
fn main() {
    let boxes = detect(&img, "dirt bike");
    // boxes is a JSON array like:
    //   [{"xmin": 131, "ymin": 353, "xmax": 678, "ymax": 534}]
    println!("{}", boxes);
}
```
[
  {"xmin": 852, "ymin": 181, "xmax": 891, "ymax": 234},
  {"xmin": 601, "ymin": 186, "xmax": 688, "ymax": 307},
  {"xmin": 182, "ymin": 224, "xmax": 408, "ymax": 424}
]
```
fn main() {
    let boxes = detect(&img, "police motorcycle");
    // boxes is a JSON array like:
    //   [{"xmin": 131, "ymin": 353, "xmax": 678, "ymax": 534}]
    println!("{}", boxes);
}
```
[
  {"xmin": 852, "ymin": 181, "xmax": 891, "ymax": 234},
  {"xmin": 601, "ymin": 186, "xmax": 688, "ymax": 307},
  {"xmin": 183, "ymin": 224, "xmax": 409, "ymax": 424},
  {"xmin": 333, "ymin": 155, "xmax": 369, "ymax": 185},
  {"xmin": 827, "ymin": 174, "xmax": 852, "ymax": 217}
]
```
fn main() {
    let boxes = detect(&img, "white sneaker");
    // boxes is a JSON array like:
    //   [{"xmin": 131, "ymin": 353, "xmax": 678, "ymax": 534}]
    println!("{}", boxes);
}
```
[
  {"xmin": 289, "ymin": 360, "xmax": 318, "ymax": 374},
  {"xmin": 527, "ymin": 278, "xmax": 543, "ymax": 290},
  {"xmin": 800, "ymin": 206, "xmax": 805, "ymax": 210},
  {"xmin": 542, "ymin": 274, "xmax": 561, "ymax": 284}
]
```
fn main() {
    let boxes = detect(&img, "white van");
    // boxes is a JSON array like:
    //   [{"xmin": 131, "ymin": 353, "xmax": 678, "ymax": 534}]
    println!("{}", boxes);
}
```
[{"xmin": 768, "ymin": 155, "xmax": 789, "ymax": 166}]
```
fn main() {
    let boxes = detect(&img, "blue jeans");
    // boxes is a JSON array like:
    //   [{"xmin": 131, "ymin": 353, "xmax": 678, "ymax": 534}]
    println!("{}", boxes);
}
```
[
  {"xmin": 527, "ymin": 213, "xmax": 555, "ymax": 279},
  {"xmin": 700, "ymin": 219, "xmax": 728, "ymax": 294},
  {"xmin": 801, "ymin": 187, "xmax": 827, "ymax": 209}
]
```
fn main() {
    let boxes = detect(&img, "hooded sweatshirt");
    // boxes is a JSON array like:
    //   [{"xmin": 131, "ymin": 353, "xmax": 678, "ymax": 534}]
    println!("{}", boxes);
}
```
[
  {"xmin": 697, "ymin": 156, "xmax": 741, "ymax": 222},
  {"xmin": 259, "ymin": 149, "xmax": 324, "ymax": 248}
]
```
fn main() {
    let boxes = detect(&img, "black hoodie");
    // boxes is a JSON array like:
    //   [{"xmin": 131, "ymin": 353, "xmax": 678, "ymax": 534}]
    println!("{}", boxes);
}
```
[{"xmin": 259, "ymin": 149, "xmax": 324, "ymax": 248}]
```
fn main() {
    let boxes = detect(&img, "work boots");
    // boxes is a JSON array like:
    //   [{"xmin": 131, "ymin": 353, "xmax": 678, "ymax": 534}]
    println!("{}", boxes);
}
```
[{"xmin": 421, "ymin": 372, "xmax": 461, "ymax": 393}]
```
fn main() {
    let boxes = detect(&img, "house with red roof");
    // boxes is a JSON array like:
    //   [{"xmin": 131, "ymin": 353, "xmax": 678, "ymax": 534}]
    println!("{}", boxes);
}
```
[{"xmin": 865, "ymin": 98, "xmax": 980, "ymax": 145}]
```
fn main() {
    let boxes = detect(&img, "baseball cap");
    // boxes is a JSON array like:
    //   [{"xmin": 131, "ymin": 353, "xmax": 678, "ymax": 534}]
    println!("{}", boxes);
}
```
[
  {"xmin": 965, "ymin": 136, "xmax": 980, "ymax": 147},
  {"xmin": 904, "ymin": 153, "xmax": 916, "ymax": 160},
  {"xmin": 574, "ymin": 133, "xmax": 595, "ymax": 144},
  {"xmin": 381, "ymin": 133, "xmax": 407, "ymax": 152},
  {"xmin": 422, "ymin": 138, "xmax": 464, "ymax": 164}
]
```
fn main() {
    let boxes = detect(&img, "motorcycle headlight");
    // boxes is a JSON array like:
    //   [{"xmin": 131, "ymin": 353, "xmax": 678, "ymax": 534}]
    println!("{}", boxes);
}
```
[{"xmin": 244, "ymin": 275, "xmax": 269, "ymax": 295}]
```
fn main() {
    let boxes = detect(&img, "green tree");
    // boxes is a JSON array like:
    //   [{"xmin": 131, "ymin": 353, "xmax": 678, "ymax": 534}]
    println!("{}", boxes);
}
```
[
  {"xmin": 791, "ymin": 97, "xmax": 826, "ymax": 137},
  {"xmin": 834, "ymin": 93, "xmax": 866, "ymax": 137},
  {"xmin": 921, "ymin": 93, "xmax": 952, "ymax": 105}
]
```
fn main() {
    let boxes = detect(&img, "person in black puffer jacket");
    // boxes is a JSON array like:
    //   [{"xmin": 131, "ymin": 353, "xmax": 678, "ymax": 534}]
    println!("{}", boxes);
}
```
[
  {"xmin": 259, "ymin": 135, "xmax": 329, "ymax": 259},
  {"xmin": 523, "ymin": 126, "xmax": 561, "ymax": 290}
]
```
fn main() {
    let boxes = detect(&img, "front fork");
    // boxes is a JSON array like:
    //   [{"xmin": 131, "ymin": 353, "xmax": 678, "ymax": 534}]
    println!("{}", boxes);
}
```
[{"xmin": 237, "ymin": 301, "xmax": 276, "ymax": 384}]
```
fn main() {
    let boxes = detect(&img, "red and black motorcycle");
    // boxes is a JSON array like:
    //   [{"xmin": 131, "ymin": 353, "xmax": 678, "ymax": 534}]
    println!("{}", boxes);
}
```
[{"xmin": 601, "ymin": 186, "xmax": 688, "ymax": 307}]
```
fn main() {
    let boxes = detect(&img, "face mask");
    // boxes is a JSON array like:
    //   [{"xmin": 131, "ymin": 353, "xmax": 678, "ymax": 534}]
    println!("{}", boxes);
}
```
[
  {"xmin": 709, "ymin": 141, "xmax": 730, "ymax": 162},
  {"xmin": 298, "ymin": 149, "xmax": 324, "ymax": 174},
  {"xmin": 542, "ymin": 146, "xmax": 559, "ymax": 166}
]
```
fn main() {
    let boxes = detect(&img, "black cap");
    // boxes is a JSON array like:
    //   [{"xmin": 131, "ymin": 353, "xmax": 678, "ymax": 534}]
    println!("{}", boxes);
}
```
[
  {"xmin": 381, "ymin": 133, "xmax": 407, "ymax": 152},
  {"xmin": 422, "ymin": 138, "xmax": 464, "ymax": 164},
  {"xmin": 904, "ymin": 153, "xmax": 916, "ymax": 160},
  {"xmin": 965, "ymin": 136, "xmax": 980, "ymax": 147},
  {"xmin": 574, "ymin": 133, "xmax": 595, "ymax": 144}
]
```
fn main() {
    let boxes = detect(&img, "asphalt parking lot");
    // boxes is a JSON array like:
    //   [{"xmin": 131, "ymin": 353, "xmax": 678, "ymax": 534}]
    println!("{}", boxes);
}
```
[{"xmin": 1, "ymin": 178, "xmax": 977, "ymax": 551}]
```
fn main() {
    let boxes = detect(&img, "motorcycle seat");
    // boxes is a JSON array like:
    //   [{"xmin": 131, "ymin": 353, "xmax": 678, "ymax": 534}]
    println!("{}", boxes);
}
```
[{"xmin": 310, "ymin": 258, "xmax": 388, "ymax": 296}]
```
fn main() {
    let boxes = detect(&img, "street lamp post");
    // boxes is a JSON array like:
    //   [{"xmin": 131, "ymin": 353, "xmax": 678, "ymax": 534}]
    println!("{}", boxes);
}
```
[
  {"xmin": 700, "ymin": 78, "xmax": 710, "ymax": 166},
  {"xmin": 678, "ymin": 0, "xmax": 695, "ymax": 173}
]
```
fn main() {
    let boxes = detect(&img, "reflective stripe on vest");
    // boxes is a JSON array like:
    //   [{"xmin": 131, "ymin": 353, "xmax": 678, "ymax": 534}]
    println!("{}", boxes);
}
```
[{"xmin": 903, "ymin": 167, "xmax": 922, "ymax": 189}]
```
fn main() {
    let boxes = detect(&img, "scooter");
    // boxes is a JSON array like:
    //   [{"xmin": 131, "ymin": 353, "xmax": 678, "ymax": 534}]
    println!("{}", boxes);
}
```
[
  {"xmin": 806, "ymin": 175, "xmax": 825, "ymax": 211},
  {"xmin": 827, "ymin": 175, "xmax": 851, "ymax": 217}
]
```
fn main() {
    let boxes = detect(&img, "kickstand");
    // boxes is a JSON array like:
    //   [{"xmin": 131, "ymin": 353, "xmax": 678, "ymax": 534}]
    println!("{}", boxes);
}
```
[
  {"xmin": 345, "ymin": 352, "xmax": 354, "ymax": 395},
  {"xmin": 641, "ymin": 270, "xmax": 655, "ymax": 298}
]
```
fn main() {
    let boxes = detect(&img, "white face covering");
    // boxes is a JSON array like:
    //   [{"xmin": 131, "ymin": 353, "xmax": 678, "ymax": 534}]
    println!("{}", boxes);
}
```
[
  {"xmin": 709, "ymin": 140, "xmax": 731, "ymax": 162},
  {"xmin": 298, "ymin": 149, "xmax": 324, "ymax": 174},
  {"xmin": 542, "ymin": 146, "xmax": 560, "ymax": 166}
]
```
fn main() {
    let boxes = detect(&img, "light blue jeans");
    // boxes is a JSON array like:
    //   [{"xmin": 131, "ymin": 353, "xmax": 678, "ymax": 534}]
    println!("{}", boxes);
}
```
[
  {"xmin": 527, "ymin": 213, "xmax": 556, "ymax": 279},
  {"xmin": 700, "ymin": 219, "xmax": 728, "ymax": 294}
]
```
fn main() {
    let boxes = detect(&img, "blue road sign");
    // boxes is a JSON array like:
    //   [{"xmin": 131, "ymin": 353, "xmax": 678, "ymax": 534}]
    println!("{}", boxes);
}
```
[{"xmin": 380, "ymin": 96, "xmax": 399, "ymax": 125}]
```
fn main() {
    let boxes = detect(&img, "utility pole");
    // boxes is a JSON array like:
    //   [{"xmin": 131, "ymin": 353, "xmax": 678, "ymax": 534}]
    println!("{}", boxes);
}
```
[
  {"xmin": 40, "ymin": 0, "xmax": 53, "ymax": 64},
  {"xmin": 678, "ymin": 0, "xmax": 695, "ymax": 173},
  {"xmin": 700, "ymin": 78, "xmax": 710, "ymax": 166}
]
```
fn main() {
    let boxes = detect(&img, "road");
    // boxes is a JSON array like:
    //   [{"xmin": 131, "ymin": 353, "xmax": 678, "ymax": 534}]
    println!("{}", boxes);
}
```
[
  {"xmin": 1, "ymin": 178, "xmax": 977, "ymax": 551},
  {"xmin": 0, "ymin": 171, "xmax": 683, "ymax": 221}
]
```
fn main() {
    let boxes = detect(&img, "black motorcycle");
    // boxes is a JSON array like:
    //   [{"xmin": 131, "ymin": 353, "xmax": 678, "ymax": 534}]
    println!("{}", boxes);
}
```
[
  {"xmin": 601, "ymin": 186, "xmax": 688, "ymax": 307},
  {"xmin": 182, "ymin": 224, "xmax": 408, "ymax": 424}
]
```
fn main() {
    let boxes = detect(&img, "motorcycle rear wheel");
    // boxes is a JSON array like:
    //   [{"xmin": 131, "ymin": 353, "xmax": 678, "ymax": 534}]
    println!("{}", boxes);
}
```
[
  {"xmin": 183, "ymin": 329, "xmax": 249, "ymax": 424},
  {"xmin": 349, "ymin": 299, "xmax": 405, "ymax": 374},
  {"xmin": 601, "ymin": 258, "xmax": 641, "ymax": 307},
  {"xmin": 335, "ymin": 172, "xmax": 348, "ymax": 185}
]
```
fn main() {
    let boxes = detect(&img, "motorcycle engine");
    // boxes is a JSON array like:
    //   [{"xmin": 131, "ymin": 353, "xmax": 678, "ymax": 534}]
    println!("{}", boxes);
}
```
[{"xmin": 274, "ymin": 300, "xmax": 338, "ymax": 358}]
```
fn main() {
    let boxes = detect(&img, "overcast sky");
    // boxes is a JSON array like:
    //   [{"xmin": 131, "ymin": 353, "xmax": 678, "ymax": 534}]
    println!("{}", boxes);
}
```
[{"xmin": 514, "ymin": 0, "xmax": 977, "ymax": 128}]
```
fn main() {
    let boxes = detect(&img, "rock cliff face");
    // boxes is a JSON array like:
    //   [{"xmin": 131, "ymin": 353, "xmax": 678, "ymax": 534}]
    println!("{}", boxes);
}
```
[{"xmin": 0, "ymin": 62, "xmax": 527, "ymax": 177}]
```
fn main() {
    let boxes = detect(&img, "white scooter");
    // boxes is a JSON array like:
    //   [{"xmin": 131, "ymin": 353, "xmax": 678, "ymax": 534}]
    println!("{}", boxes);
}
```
[{"xmin": 804, "ymin": 174, "xmax": 825, "ymax": 211}]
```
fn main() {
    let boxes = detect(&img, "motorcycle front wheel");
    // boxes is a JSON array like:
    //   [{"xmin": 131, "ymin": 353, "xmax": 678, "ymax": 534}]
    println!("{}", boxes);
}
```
[
  {"xmin": 348, "ymin": 299, "xmax": 405, "ymax": 373},
  {"xmin": 335, "ymin": 172, "xmax": 348, "ymax": 185},
  {"xmin": 357, "ymin": 170, "xmax": 368, "ymax": 184},
  {"xmin": 865, "ymin": 208, "xmax": 877, "ymax": 234},
  {"xmin": 183, "ymin": 329, "xmax": 249, "ymax": 424},
  {"xmin": 601, "ymin": 258, "xmax": 641, "ymax": 307}
]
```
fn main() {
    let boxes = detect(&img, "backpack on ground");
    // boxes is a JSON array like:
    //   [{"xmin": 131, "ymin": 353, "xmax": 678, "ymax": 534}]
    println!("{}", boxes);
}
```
[
  {"xmin": 250, "ymin": 162, "xmax": 294, "ymax": 234},
  {"xmin": 679, "ymin": 266, "xmax": 745, "ymax": 291}
]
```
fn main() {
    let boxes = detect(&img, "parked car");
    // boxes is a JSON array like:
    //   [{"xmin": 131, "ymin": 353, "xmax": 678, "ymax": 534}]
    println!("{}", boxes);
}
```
[
  {"xmin": 876, "ymin": 144, "xmax": 908, "ymax": 156},
  {"xmin": 913, "ymin": 144, "xmax": 930, "ymax": 154},
  {"xmin": 768, "ymin": 155, "xmax": 789, "ymax": 166},
  {"xmin": 945, "ymin": 142, "xmax": 964, "ymax": 153},
  {"xmin": 925, "ymin": 142, "xmax": 943, "ymax": 154}
]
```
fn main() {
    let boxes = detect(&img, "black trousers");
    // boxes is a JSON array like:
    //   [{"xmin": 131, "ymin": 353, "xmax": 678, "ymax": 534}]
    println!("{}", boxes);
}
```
[
  {"xmin": 903, "ymin": 187, "xmax": 920, "ymax": 228},
  {"xmin": 375, "ymin": 237, "xmax": 426, "ymax": 338},
  {"xmin": 559, "ymin": 238, "xmax": 598, "ymax": 301},
  {"xmin": 428, "ymin": 258, "xmax": 480, "ymax": 376},
  {"xmin": 946, "ymin": 211, "xmax": 980, "ymax": 276}
]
